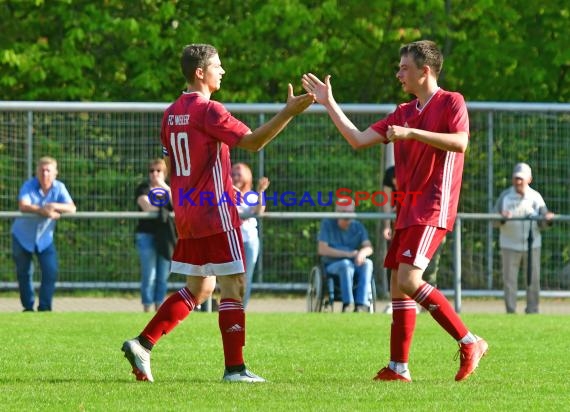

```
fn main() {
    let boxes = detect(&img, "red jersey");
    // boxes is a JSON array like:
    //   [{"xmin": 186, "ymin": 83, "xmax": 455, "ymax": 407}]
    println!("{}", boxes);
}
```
[
  {"xmin": 160, "ymin": 92, "xmax": 250, "ymax": 239},
  {"xmin": 371, "ymin": 89, "xmax": 469, "ymax": 230}
]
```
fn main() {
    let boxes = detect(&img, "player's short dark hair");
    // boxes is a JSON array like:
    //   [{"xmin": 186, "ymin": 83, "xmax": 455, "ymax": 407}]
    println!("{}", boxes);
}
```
[
  {"xmin": 180, "ymin": 44, "xmax": 218, "ymax": 83},
  {"xmin": 400, "ymin": 40, "xmax": 443, "ymax": 78}
]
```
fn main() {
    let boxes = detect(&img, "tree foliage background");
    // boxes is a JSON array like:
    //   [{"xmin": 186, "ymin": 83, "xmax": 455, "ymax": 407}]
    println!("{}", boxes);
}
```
[
  {"xmin": 1, "ymin": 0, "xmax": 570, "ymax": 291},
  {"xmin": 2, "ymin": 0, "xmax": 569, "ymax": 103}
]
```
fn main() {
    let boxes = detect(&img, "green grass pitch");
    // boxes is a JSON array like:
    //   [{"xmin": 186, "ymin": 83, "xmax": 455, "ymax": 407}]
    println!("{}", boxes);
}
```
[{"xmin": 0, "ymin": 312, "xmax": 567, "ymax": 411}]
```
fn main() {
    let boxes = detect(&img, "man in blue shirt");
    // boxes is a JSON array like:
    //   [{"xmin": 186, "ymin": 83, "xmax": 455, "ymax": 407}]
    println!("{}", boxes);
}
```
[
  {"xmin": 11, "ymin": 156, "xmax": 76, "ymax": 311},
  {"xmin": 318, "ymin": 199, "xmax": 374, "ymax": 312}
]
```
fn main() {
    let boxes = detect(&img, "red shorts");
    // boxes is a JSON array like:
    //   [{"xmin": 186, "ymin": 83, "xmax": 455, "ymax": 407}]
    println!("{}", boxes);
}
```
[
  {"xmin": 384, "ymin": 225, "xmax": 448, "ymax": 271},
  {"xmin": 171, "ymin": 228, "xmax": 245, "ymax": 276}
]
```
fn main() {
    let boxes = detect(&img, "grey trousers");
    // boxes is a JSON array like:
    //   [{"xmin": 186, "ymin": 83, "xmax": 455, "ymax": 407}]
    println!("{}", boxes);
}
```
[{"xmin": 501, "ymin": 248, "xmax": 541, "ymax": 313}]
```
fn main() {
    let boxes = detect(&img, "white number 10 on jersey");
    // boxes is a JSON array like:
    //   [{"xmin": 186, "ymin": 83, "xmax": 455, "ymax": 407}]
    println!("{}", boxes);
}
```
[{"xmin": 170, "ymin": 132, "xmax": 191, "ymax": 176}]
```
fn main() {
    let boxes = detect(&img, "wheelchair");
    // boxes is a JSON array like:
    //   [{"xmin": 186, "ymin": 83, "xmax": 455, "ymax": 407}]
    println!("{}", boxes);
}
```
[{"xmin": 306, "ymin": 262, "xmax": 377, "ymax": 313}]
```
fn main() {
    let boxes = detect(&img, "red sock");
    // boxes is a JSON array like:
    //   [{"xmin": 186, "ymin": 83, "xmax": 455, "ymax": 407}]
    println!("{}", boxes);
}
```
[
  {"xmin": 412, "ymin": 282, "xmax": 468, "ymax": 340},
  {"xmin": 218, "ymin": 299, "xmax": 245, "ymax": 368},
  {"xmin": 140, "ymin": 287, "xmax": 196, "ymax": 345},
  {"xmin": 390, "ymin": 298, "xmax": 417, "ymax": 362}
]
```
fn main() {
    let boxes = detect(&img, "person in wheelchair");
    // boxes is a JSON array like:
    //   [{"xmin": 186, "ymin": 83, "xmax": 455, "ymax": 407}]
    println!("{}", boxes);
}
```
[{"xmin": 317, "ymin": 198, "xmax": 374, "ymax": 312}]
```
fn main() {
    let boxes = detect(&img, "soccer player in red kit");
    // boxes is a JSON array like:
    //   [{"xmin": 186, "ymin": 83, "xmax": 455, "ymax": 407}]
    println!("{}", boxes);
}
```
[
  {"xmin": 302, "ymin": 40, "xmax": 488, "ymax": 382},
  {"xmin": 122, "ymin": 44, "xmax": 314, "ymax": 383}
]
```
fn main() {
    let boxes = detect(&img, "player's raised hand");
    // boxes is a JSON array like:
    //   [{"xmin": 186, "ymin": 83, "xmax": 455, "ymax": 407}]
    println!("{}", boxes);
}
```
[
  {"xmin": 284, "ymin": 83, "xmax": 314, "ymax": 116},
  {"xmin": 302, "ymin": 73, "xmax": 333, "ymax": 106}
]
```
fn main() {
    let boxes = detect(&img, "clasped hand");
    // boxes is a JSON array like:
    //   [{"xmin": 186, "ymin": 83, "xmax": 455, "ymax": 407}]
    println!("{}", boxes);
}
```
[
  {"xmin": 386, "ymin": 125, "xmax": 413, "ymax": 142},
  {"xmin": 42, "ymin": 203, "xmax": 61, "ymax": 219}
]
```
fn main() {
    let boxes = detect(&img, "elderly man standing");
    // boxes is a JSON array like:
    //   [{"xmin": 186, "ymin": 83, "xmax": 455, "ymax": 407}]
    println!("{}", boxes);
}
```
[
  {"xmin": 318, "ymin": 199, "xmax": 374, "ymax": 312},
  {"xmin": 495, "ymin": 162, "xmax": 554, "ymax": 314},
  {"xmin": 11, "ymin": 156, "xmax": 76, "ymax": 312}
]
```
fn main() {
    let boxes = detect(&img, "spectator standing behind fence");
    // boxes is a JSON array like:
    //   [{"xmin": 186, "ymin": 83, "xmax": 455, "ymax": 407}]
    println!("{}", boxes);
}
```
[
  {"xmin": 494, "ymin": 162, "xmax": 554, "ymax": 314},
  {"xmin": 11, "ymin": 156, "xmax": 76, "ymax": 312},
  {"xmin": 231, "ymin": 162, "xmax": 269, "ymax": 309},
  {"xmin": 135, "ymin": 159, "xmax": 175, "ymax": 313},
  {"xmin": 121, "ymin": 43, "xmax": 313, "ymax": 383},
  {"xmin": 318, "ymin": 199, "xmax": 374, "ymax": 312}
]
